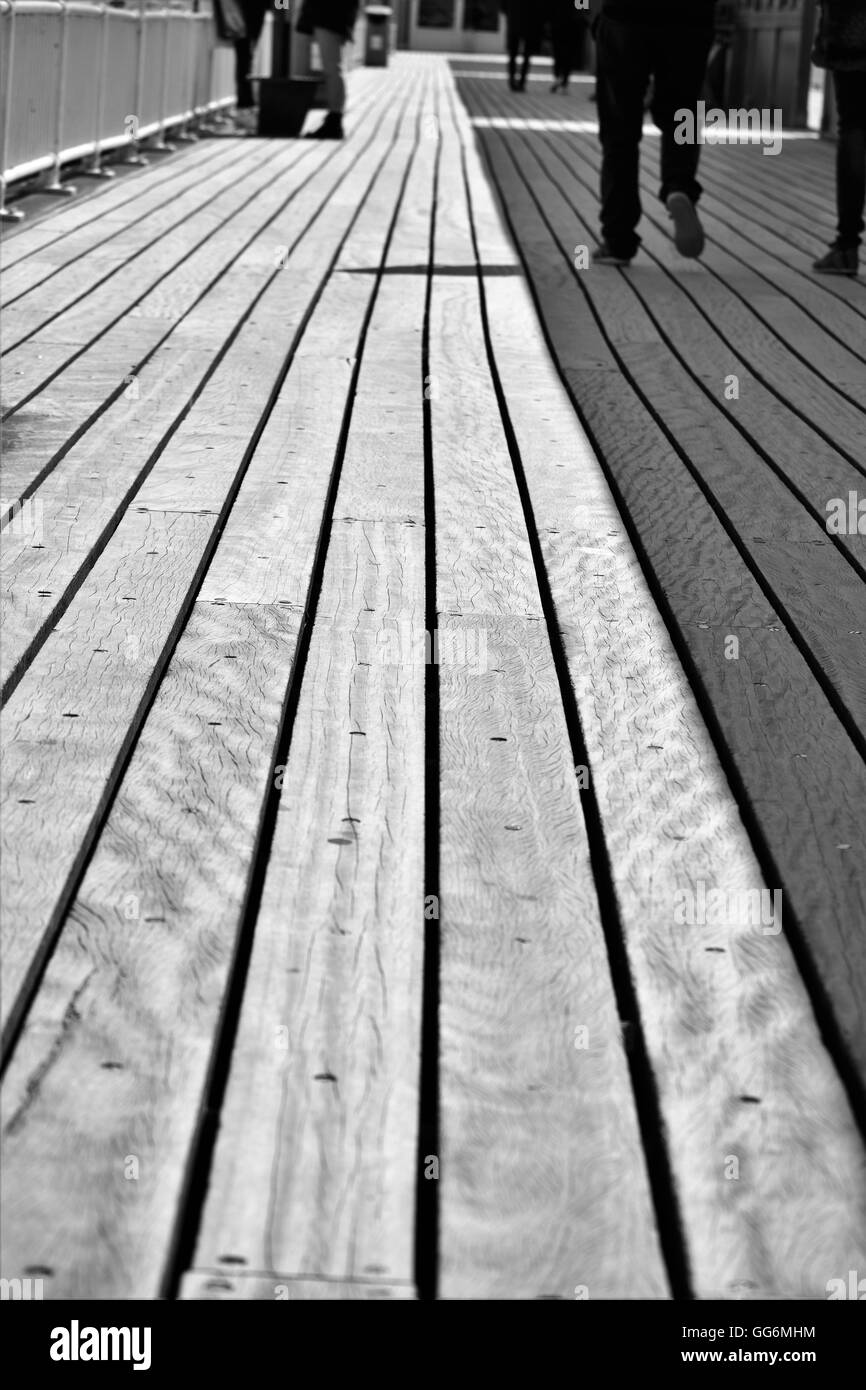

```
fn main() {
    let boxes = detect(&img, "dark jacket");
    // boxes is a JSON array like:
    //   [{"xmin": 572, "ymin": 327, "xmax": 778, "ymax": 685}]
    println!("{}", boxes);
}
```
[
  {"xmin": 600, "ymin": 0, "xmax": 716, "ymax": 24},
  {"xmin": 296, "ymin": 0, "xmax": 359, "ymax": 40},
  {"xmin": 813, "ymin": 0, "xmax": 866, "ymax": 70}
]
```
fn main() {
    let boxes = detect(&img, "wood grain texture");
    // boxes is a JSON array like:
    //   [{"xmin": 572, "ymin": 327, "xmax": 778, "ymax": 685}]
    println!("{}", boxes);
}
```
[
  {"xmin": 0, "ymin": 70, "xmax": 419, "ymax": 1049},
  {"xmin": 180, "ymin": 1273, "xmax": 416, "ymax": 1300},
  {"xmin": 473, "ymin": 119, "xmax": 866, "ymax": 1108},
  {"xmin": 0, "ymin": 145, "xmax": 266, "ymax": 332},
  {"xmin": 0, "ymin": 141, "xmax": 311, "ymax": 416},
  {"xmin": 190, "ymin": 281, "xmax": 428, "ymax": 1283},
  {"xmin": 0, "ymin": 343, "xmax": 215, "ymax": 692},
  {"xmin": 429, "ymin": 274, "xmax": 667, "ymax": 1298},
  {"xmin": 0, "ymin": 85, "xmax": 418, "ymax": 692},
  {"xmin": 0, "ymin": 143, "xmax": 280, "ymax": 351},
  {"xmin": 0, "ymin": 144, "xmax": 255, "ymax": 305},
  {"xmin": 0, "ymin": 139, "xmax": 229, "ymax": 274},
  {"xmin": 0, "ymin": 507, "xmax": 214, "ymax": 1048},
  {"xmin": 0, "ymin": 602, "xmax": 301, "ymax": 1298},
  {"xmin": 479, "ymin": 266, "xmax": 866, "ymax": 1299},
  {"xmin": 191, "ymin": 522, "xmax": 425, "ymax": 1283}
]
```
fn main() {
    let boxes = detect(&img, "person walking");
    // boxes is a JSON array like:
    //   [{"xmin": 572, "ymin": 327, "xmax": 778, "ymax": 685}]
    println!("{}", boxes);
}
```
[
  {"xmin": 592, "ymin": 0, "xmax": 717, "ymax": 266},
  {"xmin": 502, "ymin": 0, "xmax": 544, "ymax": 92},
  {"xmin": 812, "ymin": 0, "xmax": 866, "ymax": 276},
  {"xmin": 549, "ymin": 0, "xmax": 588, "ymax": 94},
  {"xmin": 296, "ymin": 0, "xmax": 360, "ymax": 139}
]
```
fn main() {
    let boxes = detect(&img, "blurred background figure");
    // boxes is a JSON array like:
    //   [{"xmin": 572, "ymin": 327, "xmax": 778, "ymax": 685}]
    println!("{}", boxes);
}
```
[
  {"xmin": 549, "ymin": 0, "xmax": 589, "ymax": 93},
  {"xmin": 501, "ymin": 0, "xmax": 544, "ymax": 91},
  {"xmin": 214, "ymin": 0, "xmax": 270, "ymax": 132},
  {"xmin": 297, "ymin": 0, "xmax": 360, "ymax": 138},
  {"xmin": 812, "ymin": 0, "xmax": 866, "ymax": 276}
]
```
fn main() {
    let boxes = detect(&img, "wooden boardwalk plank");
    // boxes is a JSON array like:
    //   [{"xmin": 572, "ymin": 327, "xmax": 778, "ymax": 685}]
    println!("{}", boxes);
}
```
[
  {"xmin": 0, "ymin": 82, "xmax": 416, "ymax": 685},
  {"xmin": 0, "ymin": 142, "xmax": 307, "ymax": 424},
  {"xmin": 0, "ymin": 144, "xmax": 282, "ymax": 350},
  {"xmin": 0, "ymin": 142, "xmax": 248, "ymax": 306},
  {"xmin": 430, "ymin": 114, "xmax": 667, "ymax": 1297},
  {"xmin": 472, "ymin": 225, "xmax": 866, "ymax": 1297},
  {"xmin": 2, "ymin": 54, "xmax": 865, "ymax": 1305},
  {"xmin": 0, "ymin": 79, "xmax": 396, "ymax": 414},
  {"xmin": 0, "ymin": 601, "xmax": 300, "ymax": 1297},
  {"xmin": 187, "ymin": 109, "xmax": 432, "ymax": 1290},
  {"xmin": 0, "ymin": 142, "xmax": 227, "ymax": 272},
  {"xmin": 0, "ymin": 75, "xmax": 416, "ymax": 1047},
  {"xmin": 472, "ymin": 115, "xmax": 866, "ymax": 1103},
  {"xmin": 0, "ymin": 132, "xmax": 352, "ymax": 503},
  {"xmin": 507, "ymin": 133, "xmax": 866, "ymax": 734},
  {"xmin": 180, "ymin": 1273, "xmax": 415, "ymax": 1300},
  {"xmin": 0, "ymin": 70, "xmax": 429, "ymax": 1299}
]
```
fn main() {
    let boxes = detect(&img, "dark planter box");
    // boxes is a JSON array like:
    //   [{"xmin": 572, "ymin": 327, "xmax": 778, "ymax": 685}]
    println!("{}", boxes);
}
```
[{"xmin": 258, "ymin": 77, "xmax": 322, "ymax": 138}]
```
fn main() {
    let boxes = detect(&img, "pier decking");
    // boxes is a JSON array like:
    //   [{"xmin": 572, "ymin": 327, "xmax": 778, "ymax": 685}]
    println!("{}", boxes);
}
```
[{"xmin": 1, "ymin": 52, "xmax": 865, "ymax": 1301}]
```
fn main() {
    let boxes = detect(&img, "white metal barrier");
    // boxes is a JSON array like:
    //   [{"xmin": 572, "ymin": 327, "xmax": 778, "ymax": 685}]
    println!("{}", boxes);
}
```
[{"xmin": 0, "ymin": 1, "xmax": 238, "ymax": 218}]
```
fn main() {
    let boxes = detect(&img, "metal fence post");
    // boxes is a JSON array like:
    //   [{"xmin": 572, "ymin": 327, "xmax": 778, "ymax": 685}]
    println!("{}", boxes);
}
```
[
  {"xmin": 45, "ymin": 1, "xmax": 78, "ymax": 194},
  {"xmin": 151, "ymin": 6, "xmax": 175, "ymax": 149},
  {"xmin": 81, "ymin": 2, "xmax": 116, "ymax": 178},
  {"xmin": 0, "ymin": 1, "xmax": 24, "ymax": 220},
  {"xmin": 177, "ymin": 9, "xmax": 200, "ymax": 140},
  {"xmin": 126, "ymin": 0, "xmax": 149, "ymax": 163}
]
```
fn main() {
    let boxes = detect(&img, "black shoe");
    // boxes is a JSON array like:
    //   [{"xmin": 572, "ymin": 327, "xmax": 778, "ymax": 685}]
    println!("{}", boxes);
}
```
[
  {"xmin": 666, "ymin": 191, "xmax": 704, "ymax": 259},
  {"xmin": 306, "ymin": 112, "xmax": 344, "ymax": 140},
  {"xmin": 592, "ymin": 242, "xmax": 633, "ymax": 267},
  {"xmin": 813, "ymin": 245, "xmax": 858, "ymax": 277}
]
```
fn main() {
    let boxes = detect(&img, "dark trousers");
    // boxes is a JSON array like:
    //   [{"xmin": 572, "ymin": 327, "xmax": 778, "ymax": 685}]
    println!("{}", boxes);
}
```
[
  {"xmin": 833, "ymin": 70, "xmax": 866, "ymax": 249},
  {"xmin": 551, "ymin": 17, "xmax": 587, "ymax": 85},
  {"xmin": 595, "ymin": 16, "xmax": 713, "ymax": 257},
  {"xmin": 234, "ymin": 0, "xmax": 268, "ymax": 109},
  {"xmin": 505, "ymin": 2, "xmax": 541, "ymax": 88}
]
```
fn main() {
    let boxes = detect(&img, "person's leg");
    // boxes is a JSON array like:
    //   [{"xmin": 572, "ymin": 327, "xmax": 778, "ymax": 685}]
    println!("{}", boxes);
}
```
[
  {"xmin": 234, "ymin": 37, "xmax": 254, "ymax": 110},
  {"xmin": 519, "ymin": 38, "xmax": 530, "ymax": 90},
  {"xmin": 650, "ymin": 26, "xmax": 714, "ymax": 205},
  {"xmin": 649, "ymin": 25, "xmax": 712, "ymax": 256},
  {"xmin": 314, "ymin": 28, "xmax": 346, "ymax": 114},
  {"xmin": 551, "ymin": 21, "xmax": 564, "ymax": 89},
  {"xmin": 833, "ymin": 70, "xmax": 866, "ymax": 250},
  {"xmin": 595, "ymin": 16, "xmax": 651, "ymax": 260},
  {"xmin": 506, "ymin": 9, "xmax": 520, "ymax": 89}
]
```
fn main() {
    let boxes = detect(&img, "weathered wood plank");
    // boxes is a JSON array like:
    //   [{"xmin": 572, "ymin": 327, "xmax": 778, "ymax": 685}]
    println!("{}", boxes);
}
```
[
  {"xmin": 0, "ymin": 141, "xmax": 311, "ymax": 416},
  {"xmin": 505, "ymin": 129, "xmax": 866, "ymax": 735},
  {"xmin": 429, "ymin": 263, "xmax": 668, "ymax": 1298},
  {"xmin": 0, "ymin": 508, "xmax": 214, "ymax": 1048},
  {"xmin": 0, "ymin": 79, "xmax": 430, "ymax": 1298},
  {"xmin": 476, "ymin": 122, "xmax": 866, "ymax": 1101},
  {"xmin": 478, "ymin": 260, "xmax": 866, "ymax": 1298},
  {"xmin": 0, "ymin": 601, "xmax": 303, "ymax": 1298},
  {"xmin": 0, "ymin": 141, "xmax": 228, "ymax": 273},
  {"xmin": 180, "ymin": 1273, "xmax": 416, "ymax": 1300},
  {"xmin": 190, "ymin": 284, "xmax": 428, "ymax": 1283},
  {"xmin": 0, "ymin": 80, "xmax": 417, "ymax": 1042},
  {"xmin": 0, "ymin": 144, "xmax": 281, "ymax": 350},
  {"xmin": 0, "ymin": 142, "xmax": 248, "ymax": 305},
  {"xmin": 0, "ymin": 73, "xmax": 401, "ymax": 414}
]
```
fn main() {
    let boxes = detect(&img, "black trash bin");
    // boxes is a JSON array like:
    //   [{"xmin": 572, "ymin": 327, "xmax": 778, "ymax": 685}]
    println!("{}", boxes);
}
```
[{"xmin": 364, "ymin": 6, "xmax": 392, "ymax": 68}]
